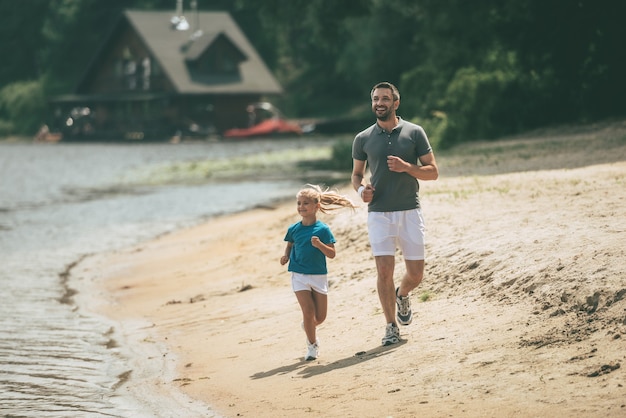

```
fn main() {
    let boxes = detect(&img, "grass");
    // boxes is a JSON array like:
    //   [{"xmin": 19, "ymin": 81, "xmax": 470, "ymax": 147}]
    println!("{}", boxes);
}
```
[
  {"xmin": 118, "ymin": 145, "xmax": 333, "ymax": 186},
  {"xmin": 419, "ymin": 291, "xmax": 433, "ymax": 302}
]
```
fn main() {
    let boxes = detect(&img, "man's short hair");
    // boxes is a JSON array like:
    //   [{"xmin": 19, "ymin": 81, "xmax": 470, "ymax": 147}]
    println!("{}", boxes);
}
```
[{"xmin": 371, "ymin": 82, "xmax": 400, "ymax": 101}]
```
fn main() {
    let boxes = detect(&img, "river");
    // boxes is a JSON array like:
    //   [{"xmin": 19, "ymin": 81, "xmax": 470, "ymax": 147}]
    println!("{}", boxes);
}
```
[{"xmin": 0, "ymin": 138, "xmax": 335, "ymax": 417}]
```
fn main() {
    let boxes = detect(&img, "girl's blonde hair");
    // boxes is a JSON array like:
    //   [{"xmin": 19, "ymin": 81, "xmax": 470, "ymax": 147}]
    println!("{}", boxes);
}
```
[{"xmin": 297, "ymin": 184, "xmax": 357, "ymax": 214}]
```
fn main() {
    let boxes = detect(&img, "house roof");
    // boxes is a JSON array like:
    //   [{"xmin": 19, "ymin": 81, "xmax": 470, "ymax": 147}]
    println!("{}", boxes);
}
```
[{"xmin": 116, "ymin": 10, "xmax": 282, "ymax": 95}]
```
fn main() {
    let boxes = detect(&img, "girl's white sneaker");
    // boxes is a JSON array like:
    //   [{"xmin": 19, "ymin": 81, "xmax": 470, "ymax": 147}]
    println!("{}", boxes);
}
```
[{"xmin": 305, "ymin": 339, "xmax": 319, "ymax": 361}]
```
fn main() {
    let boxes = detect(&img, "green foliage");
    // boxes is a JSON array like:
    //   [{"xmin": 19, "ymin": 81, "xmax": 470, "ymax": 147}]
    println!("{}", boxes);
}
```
[
  {"xmin": 0, "ymin": 0, "xmax": 49, "ymax": 87},
  {"xmin": 39, "ymin": 0, "xmax": 129, "ymax": 94},
  {"xmin": 411, "ymin": 112, "xmax": 448, "ymax": 151},
  {"xmin": 419, "ymin": 291, "xmax": 432, "ymax": 303},
  {"xmin": 329, "ymin": 138, "xmax": 354, "ymax": 170},
  {"xmin": 119, "ymin": 144, "xmax": 333, "ymax": 185},
  {"xmin": 1, "ymin": 0, "xmax": 625, "ymax": 141},
  {"xmin": 438, "ymin": 65, "xmax": 518, "ymax": 147},
  {"xmin": 296, "ymin": 137, "xmax": 354, "ymax": 172},
  {"xmin": 0, "ymin": 119, "xmax": 14, "ymax": 137},
  {"xmin": 0, "ymin": 81, "xmax": 46, "ymax": 135},
  {"xmin": 252, "ymin": 0, "xmax": 370, "ymax": 116}
]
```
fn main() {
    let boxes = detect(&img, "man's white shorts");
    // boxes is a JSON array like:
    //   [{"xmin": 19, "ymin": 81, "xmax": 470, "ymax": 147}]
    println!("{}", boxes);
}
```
[
  {"xmin": 291, "ymin": 272, "xmax": 329, "ymax": 294},
  {"xmin": 367, "ymin": 209, "xmax": 425, "ymax": 260}
]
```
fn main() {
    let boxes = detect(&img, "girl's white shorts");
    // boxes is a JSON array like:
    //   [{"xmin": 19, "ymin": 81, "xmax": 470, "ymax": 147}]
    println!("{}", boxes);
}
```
[
  {"xmin": 367, "ymin": 209, "xmax": 425, "ymax": 260},
  {"xmin": 291, "ymin": 272, "xmax": 329, "ymax": 295}
]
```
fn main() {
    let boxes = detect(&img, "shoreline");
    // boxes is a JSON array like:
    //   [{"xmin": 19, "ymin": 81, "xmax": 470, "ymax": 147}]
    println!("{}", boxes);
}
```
[
  {"xmin": 72, "ymin": 250, "xmax": 221, "ymax": 417},
  {"xmin": 72, "ymin": 156, "xmax": 626, "ymax": 417}
]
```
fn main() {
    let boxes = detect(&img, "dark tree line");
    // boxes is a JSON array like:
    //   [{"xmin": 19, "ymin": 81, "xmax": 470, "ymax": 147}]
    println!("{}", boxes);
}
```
[{"xmin": 1, "ymin": 0, "xmax": 624, "ymax": 147}]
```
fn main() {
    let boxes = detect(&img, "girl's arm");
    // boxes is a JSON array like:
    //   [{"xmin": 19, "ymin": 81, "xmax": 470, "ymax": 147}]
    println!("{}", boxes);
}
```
[
  {"xmin": 311, "ymin": 236, "xmax": 336, "ymax": 259},
  {"xmin": 280, "ymin": 242, "xmax": 292, "ymax": 265}
]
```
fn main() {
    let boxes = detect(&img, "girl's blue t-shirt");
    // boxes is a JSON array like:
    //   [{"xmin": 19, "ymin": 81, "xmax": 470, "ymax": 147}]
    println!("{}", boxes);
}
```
[{"xmin": 284, "ymin": 220, "xmax": 336, "ymax": 275}]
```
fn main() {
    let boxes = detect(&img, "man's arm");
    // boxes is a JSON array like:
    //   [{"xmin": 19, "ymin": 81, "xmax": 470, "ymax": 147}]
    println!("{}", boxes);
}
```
[
  {"xmin": 351, "ymin": 159, "xmax": 367, "ymax": 191},
  {"xmin": 387, "ymin": 152, "xmax": 439, "ymax": 181},
  {"xmin": 352, "ymin": 159, "xmax": 374, "ymax": 202}
]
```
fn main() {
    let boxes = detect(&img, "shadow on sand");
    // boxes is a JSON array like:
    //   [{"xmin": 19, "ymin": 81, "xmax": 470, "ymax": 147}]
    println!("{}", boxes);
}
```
[{"xmin": 250, "ymin": 340, "xmax": 407, "ymax": 380}]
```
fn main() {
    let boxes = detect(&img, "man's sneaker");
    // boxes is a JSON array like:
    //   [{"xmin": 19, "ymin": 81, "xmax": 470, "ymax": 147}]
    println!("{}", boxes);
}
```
[
  {"xmin": 305, "ymin": 339, "xmax": 319, "ymax": 361},
  {"xmin": 381, "ymin": 323, "xmax": 400, "ymax": 346},
  {"xmin": 396, "ymin": 287, "xmax": 413, "ymax": 326}
]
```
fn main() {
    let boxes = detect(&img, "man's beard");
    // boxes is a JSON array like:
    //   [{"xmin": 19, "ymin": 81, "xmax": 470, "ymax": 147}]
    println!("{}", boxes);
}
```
[{"xmin": 374, "ymin": 107, "xmax": 393, "ymax": 121}]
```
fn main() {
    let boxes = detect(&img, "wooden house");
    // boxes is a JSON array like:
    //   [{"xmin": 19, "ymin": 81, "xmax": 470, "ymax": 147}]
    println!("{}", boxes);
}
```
[{"xmin": 49, "ymin": 9, "xmax": 283, "ymax": 140}]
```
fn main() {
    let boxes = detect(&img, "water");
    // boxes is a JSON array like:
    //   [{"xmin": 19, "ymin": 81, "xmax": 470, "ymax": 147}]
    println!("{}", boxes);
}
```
[{"xmin": 0, "ymin": 139, "xmax": 328, "ymax": 417}]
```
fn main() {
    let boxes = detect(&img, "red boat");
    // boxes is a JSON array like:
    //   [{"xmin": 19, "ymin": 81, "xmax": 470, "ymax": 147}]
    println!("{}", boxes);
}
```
[{"xmin": 223, "ymin": 102, "xmax": 305, "ymax": 138}]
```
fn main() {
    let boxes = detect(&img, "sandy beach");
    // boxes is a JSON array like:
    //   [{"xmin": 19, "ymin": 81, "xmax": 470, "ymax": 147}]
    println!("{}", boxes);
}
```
[{"xmin": 72, "ymin": 120, "xmax": 626, "ymax": 417}]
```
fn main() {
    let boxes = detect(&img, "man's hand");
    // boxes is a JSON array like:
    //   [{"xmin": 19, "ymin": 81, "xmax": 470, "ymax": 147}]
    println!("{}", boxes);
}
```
[
  {"xmin": 361, "ymin": 184, "xmax": 374, "ymax": 203},
  {"xmin": 387, "ymin": 155, "xmax": 409, "ymax": 172}
]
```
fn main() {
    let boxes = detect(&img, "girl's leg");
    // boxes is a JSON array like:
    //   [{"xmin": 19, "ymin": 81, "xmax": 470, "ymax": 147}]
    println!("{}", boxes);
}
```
[
  {"xmin": 310, "ymin": 290, "xmax": 327, "ymax": 327},
  {"xmin": 295, "ymin": 290, "xmax": 328, "ymax": 344},
  {"xmin": 295, "ymin": 290, "xmax": 317, "ymax": 344}
]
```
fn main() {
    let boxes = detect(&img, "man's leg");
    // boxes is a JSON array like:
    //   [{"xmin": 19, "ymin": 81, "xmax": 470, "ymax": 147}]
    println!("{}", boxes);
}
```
[
  {"xmin": 395, "ymin": 259, "xmax": 424, "ymax": 326},
  {"xmin": 398, "ymin": 259, "xmax": 424, "ymax": 297},
  {"xmin": 375, "ymin": 255, "xmax": 397, "ymax": 325},
  {"xmin": 376, "ymin": 255, "xmax": 402, "ymax": 345}
]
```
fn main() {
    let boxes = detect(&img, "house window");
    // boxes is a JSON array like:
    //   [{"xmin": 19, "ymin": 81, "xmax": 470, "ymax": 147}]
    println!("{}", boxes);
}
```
[
  {"xmin": 211, "ymin": 43, "xmax": 240, "ymax": 74},
  {"xmin": 142, "ymin": 57, "xmax": 151, "ymax": 90},
  {"xmin": 124, "ymin": 59, "xmax": 137, "ymax": 90},
  {"xmin": 220, "ymin": 55, "xmax": 236, "ymax": 73},
  {"xmin": 187, "ymin": 37, "xmax": 242, "ymax": 75},
  {"xmin": 114, "ymin": 47, "xmax": 143, "ymax": 91}
]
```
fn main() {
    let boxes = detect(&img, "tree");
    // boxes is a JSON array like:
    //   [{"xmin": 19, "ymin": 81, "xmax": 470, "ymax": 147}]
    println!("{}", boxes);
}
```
[
  {"xmin": 0, "ymin": 0, "xmax": 49, "ymax": 87},
  {"xmin": 0, "ymin": 81, "xmax": 46, "ymax": 135},
  {"xmin": 2, "ymin": 0, "xmax": 625, "ymax": 140},
  {"xmin": 248, "ymin": 0, "xmax": 370, "ymax": 115}
]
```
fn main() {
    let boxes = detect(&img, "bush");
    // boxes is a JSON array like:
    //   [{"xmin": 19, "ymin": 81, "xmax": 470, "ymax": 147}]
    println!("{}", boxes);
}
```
[
  {"xmin": 0, "ymin": 119, "xmax": 14, "ymax": 136},
  {"xmin": 329, "ymin": 138, "xmax": 354, "ymax": 170},
  {"xmin": 401, "ymin": 51, "xmax": 533, "ymax": 149},
  {"xmin": 440, "ymin": 67, "xmax": 512, "ymax": 145},
  {"xmin": 0, "ymin": 80, "xmax": 46, "ymax": 136},
  {"xmin": 410, "ymin": 111, "xmax": 449, "ymax": 150}
]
